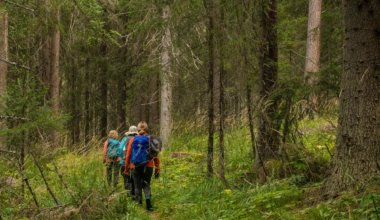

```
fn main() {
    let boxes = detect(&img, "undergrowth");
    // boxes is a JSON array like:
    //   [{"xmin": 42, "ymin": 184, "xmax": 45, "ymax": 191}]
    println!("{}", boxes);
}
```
[{"xmin": 1, "ymin": 116, "xmax": 380, "ymax": 219}]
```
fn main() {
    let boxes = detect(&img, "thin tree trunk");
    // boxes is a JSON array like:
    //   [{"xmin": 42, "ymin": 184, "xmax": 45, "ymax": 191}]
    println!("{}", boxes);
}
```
[
  {"xmin": 322, "ymin": 0, "xmax": 380, "ymax": 198},
  {"xmin": 255, "ymin": 0, "xmax": 279, "ymax": 183},
  {"xmin": 204, "ymin": 0, "xmax": 216, "ymax": 178},
  {"xmin": 160, "ymin": 3, "xmax": 173, "ymax": 148},
  {"xmin": 0, "ymin": 8, "xmax": 7, "ymax": 96},
  {"xmin": 117, "ymin": 75, "xmax": 127, "ymax": 131},
  {"xmin": 99, "ymin": 42, "xmax": 108, "ymax": 138},
  {"xmin": 0, "ymin": 5, "xmax": 8, "ymax": 151},
  {"xmin": 50, "ymin": 9, "xmax": 60, "ymax": 112},
  {"xmin": 149, "ymin": 73, "xmax": 159, "ymax": 133},
  {"xmin": 304, "ymin": 0, "xmax": 322, "ymax": 82},
  {"xmin": 217, "ymin": 0, "xmax": 228, "ymax": 187},
  {"xmin": 246, "ymin": 84, "xmax": 256, "ymax": 161},
  {"xmin": 84, "ymin": 58, "xmax": 90, "ymax": 143}
]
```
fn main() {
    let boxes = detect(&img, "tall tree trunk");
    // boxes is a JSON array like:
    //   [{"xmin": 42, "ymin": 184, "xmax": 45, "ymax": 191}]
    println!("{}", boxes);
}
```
[
  {"xmin": 255, "ymin": 0, "xmax": 279, "ymax": 183},
  {"xmin": 148, "ymin": 72, "xmax": 159, "ymax": 133},
  {"xmin": 99, "ymin": 42, "xmax": 108, "ymax": 138},
  {"xmin": 117, "ymin": 75, "xmax": 127, "ymax": 131},
  {"xmin": 50, "ymin": 9, "xmax": 60, "ymax": 112},
  {"xmin": 322, "ymin": 0, "xmax": 380, "ymax": 197},
  {"xmin": 0, "ymin": 6, "xmax": 8, "ymax": 150},
  {"xmin": 304, "ymin": 0, "xmax": 322, "ymax": 82},
  {"xmin": 40, "ymin": 2, "xmax": 60, "ymax": 145},
  {"xmin": 204, "ymin": 0, "xmax": 216, "ymax": 178},
  {"xmin": 69, "ymin": 58, "xmax": 80, "ymax": 145},
  {"xmin": 217, "ymin": 0, "xmax": 228, "ymax": 186},
  {"xmin": 160, "ymin": 3, "xmax": 173, "ymax": 148},
  {"xmin": 84, "ymin": 59, "xmax": 90, "ymax": 143},
  {"xmin": 0, "ymin": 7, "xmax": 7, "ymax": 96}
]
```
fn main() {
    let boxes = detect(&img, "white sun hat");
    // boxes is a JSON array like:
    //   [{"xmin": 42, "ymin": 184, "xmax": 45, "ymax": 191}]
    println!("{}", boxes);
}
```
[{"xmin": 125, "ymin": 125, "xmax": 138, "ymax": 136}]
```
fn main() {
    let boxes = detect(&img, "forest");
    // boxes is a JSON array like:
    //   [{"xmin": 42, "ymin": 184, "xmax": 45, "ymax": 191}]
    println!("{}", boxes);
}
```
[{"xmin": 0, "ymin": 0, "xmax": 379, "ymax": 219}]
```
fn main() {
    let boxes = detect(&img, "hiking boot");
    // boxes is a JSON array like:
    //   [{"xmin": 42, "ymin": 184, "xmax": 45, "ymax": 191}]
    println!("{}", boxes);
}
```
[{"xmin": 146, "ymin": 199, "xmax": 153, "ymax": 211}]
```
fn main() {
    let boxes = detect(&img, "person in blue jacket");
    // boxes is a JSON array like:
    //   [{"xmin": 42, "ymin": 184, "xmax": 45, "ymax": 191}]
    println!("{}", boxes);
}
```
[{"xmin": 118, "ymin": 126, "xmax": 138, "ymax": 196}]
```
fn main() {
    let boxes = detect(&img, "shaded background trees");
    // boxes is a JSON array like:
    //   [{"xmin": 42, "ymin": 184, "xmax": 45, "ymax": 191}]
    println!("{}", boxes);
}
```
[{"xmin": 0, "ymin": 0, "xmax": 352, "ymax": 208}]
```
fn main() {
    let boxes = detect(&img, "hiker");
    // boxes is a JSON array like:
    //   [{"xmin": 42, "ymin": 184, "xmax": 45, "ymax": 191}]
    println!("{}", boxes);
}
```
[
  {"xmin": 118, "ymin": 125, "xmax": 138, "ymax": 196},
  {"xmin": 102, "ymin": 130, "xmax": 120, "ymax": 187},
  {"xmin": 124, "ymin": 121, "xmax": 160, "ymax": 211}
]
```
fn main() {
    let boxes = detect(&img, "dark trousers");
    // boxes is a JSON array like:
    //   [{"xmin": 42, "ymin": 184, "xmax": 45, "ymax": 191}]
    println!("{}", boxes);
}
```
[
  {"xmin": 106, "ymin": 160, "xmax": 120, "ymax": 187},
  {"xmin": 132, "ymin": 166, "xmax": 153, "ymax": 203},
  {"xmin": 120, "ymin": 166, "xmax": 135, "ymax": 196}
]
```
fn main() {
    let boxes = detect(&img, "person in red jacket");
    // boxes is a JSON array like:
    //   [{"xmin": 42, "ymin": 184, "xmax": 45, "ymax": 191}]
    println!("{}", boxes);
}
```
[{"xmin": 124, "ymin": 121, "xmax": 160, "ymax": 211}]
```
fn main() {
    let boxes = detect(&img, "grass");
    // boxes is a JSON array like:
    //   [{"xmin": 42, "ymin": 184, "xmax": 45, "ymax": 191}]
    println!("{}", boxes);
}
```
[{"xmin": 1, "ymin": 116, "xmax": 380, "ymax": 219}]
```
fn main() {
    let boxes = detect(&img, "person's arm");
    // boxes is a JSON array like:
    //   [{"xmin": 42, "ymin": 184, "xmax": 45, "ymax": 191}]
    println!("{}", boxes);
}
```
[
  {"xmin": 124, "ymin": 138, "xmax": 134, "ymax": 174},
  {"xmin": 102, "ymin": 140, "xmax": 108, "ymax": 163}
]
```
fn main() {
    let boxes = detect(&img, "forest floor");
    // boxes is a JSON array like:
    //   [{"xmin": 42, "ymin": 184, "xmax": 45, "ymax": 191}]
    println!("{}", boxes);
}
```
[{"xmin": 1, "ymin": 117, "xmax": 380, "ymax": 219}]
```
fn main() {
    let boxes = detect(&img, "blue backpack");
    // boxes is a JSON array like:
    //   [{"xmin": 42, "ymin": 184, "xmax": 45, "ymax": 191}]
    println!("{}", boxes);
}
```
[
  {"xmin": 107, "ymin": 138, "xmax": 120, "ymax": 158},
  {"xmin": 131, "ymin": 136, "xmax": 150, "ymax": 166}
]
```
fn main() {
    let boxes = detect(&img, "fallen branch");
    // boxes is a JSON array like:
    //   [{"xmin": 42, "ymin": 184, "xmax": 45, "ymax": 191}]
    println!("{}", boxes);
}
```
[
  {"xmin": 15, "ymin": 159, "xmax": 40, "ymax": 207},
  {"xmin": 4, "ymin": 0, "xmax": 35, "ymax": 13},
  {"xmin": 32, "ymin": 154, "xmax": 60, "ymax": 206},
  {"xmin": 78, "ymin": 192, "xmax": 93, "ymax": 211},
  {"xmin": 52, "ymin": 162, "xmax": 76, "ymax": 202},
  {"xmin": 0, "ymin": 115, "xmax": 29, "ymax": 121},
  {"xmin": 0, "ymin": 149, "xmax": 16, "ymax": 155},
  {"xmin": 0, "ymin": 58, "xmax": 33, "ymax": 71},
  {"xmin": 324, "ymin": 144, "xmax": 334, "ymax": 158}
]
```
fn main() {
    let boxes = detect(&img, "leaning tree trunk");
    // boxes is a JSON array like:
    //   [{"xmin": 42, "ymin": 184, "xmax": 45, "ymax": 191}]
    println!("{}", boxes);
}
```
[
  {"xmin": 304, "ymin": 0, "xmax": 322, "ymax": 82},
  {"xmin": 0, "ymin": 7, "xmax": 7, "ymax": 96},
  {"xmin": 255, "ymin": 0, "xmax": 279, "ymax": 183},
  {"xmin": 160, "ymin": 3, "xmax": 173, "ymax": 148},
  {"xmin": 322, "ymin": 0, "xmax": 380, "ymax": 197}
]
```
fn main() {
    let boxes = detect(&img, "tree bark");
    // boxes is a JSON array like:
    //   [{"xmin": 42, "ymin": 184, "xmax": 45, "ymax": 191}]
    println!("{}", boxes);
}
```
[
  {"xmin": 304, "ymin": 0, "xmax": 322, "ymax": 82},
  {"xmin": 84, "ymin": 58, "xmax": 90, "ymax": 143},
  {"xmin": 49, "ymin": 9, "xmax": 60, "ymax": 112},
  {"xmin": 204, "ymin": 0, "xmax": 216, "ymax": 178},
  {"xmin": 322, "ymin": 0, "xmax": 380, "ymax": 197},
  {"xmin": 117, "ymin": 73, "xmax": 127, "ymax": 132},
  {"xmin": 99, "ymin": 42, "xmax": 108, "ymax": 138},
  {"xmin": 217, "ymin": 0, "xmax": 228, "ymax": 186},
  {"xmin": 160, "ymin": 3, "xmax": 173, "ymax": 148},
  {"xmin": 0, "ymin": 6, "xmax": 8, "ymax": 151},
  {"xmin": 255, "ymin": 0, "xmax": 279, "ymax": 183},
  {"xmin": 149, "ymin": 72, "xmax": 159, "ymax": 133},
  {"xmin": 0, "ymin": 7, "xmax": 7, "ymax": 96},
  {"xmin": 40, "ymin": 2, "xmax": 60, "ymax": 145},
  {"xmin": 69, "ymin": 58, "xmax": 80, "ymax": 145}
]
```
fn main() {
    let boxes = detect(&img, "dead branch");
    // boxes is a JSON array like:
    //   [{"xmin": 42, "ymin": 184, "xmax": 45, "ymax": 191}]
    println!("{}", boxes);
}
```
[
  {"xmin": 0, "ymin": 115, "xmax": 29, "ymax": 121},
  {"xmin": 4, "ymin": 0, "xmax": 35, "ymax": 13},
  {"xmin": 52, "ymin": 162, "xmax": 76, "ymax": 202},
  {"xmin": 324, "ymin": 144, "xmax": 334, "ymax": 158},
  {"xmin": 32, "ymin": 154, "xmax": 60, "ymax": 206},
  {"xmin": 0, "ymin": 58, "xmax": 33, "ymax": 71},
  {"xmin": 0, "ymin": 149, "xmax": 16, "ymax": 155},
  {"xmin": 78, "ymin": 192, "xmax": 93, "ymax": 211},
  {"xmin": 14, "ymin": 158, "xmax": 40, "ymax": 207}
]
